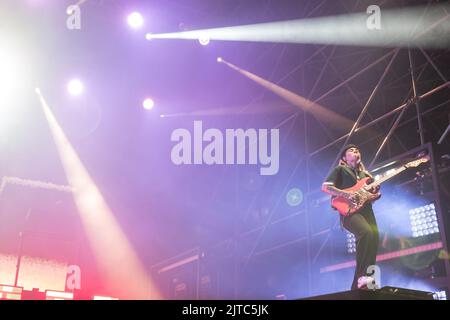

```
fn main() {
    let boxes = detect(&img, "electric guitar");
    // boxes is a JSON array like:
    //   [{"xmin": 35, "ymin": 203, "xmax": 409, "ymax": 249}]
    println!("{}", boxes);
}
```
[{"xmin": 331, "ymin": 155, "xmax": 430, "ymax": 216}]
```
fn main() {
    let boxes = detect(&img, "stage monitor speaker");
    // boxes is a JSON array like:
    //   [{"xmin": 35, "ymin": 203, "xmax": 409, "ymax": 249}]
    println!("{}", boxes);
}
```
[{"xmin": 303, "ymin": 286, "xmax": 435, "ymax": 300}]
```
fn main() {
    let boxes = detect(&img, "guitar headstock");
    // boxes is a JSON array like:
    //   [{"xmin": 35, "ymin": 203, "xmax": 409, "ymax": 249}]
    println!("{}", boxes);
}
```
[{"xmin": 405, "ymin": 155, "xmax": 430, "ymax": 168}]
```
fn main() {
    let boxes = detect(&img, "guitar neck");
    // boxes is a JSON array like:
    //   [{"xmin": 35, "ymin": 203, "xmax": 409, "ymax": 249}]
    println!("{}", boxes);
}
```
[
  {"xmin": 364, "ymin": 156, "xmax": 428, "ymax": 189},
  {"xmin": 367, "ymin": 165, "xmax": 407, "ymax": 188}
]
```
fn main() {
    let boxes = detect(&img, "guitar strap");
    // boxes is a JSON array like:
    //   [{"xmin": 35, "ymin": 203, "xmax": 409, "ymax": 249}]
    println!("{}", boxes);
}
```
[
  {"xmin": 362, "ymin": 169, "xmax": 374, "ymax": 180},
  {"xmin": 341, "ymin": 164, "xmax": 373, "ymax": 182}
]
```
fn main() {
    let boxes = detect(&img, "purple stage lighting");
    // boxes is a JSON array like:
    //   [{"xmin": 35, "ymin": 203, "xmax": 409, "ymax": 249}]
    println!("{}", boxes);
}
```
[{"xmin": 286, "ymin": 188, "xmax": 303, "ymax": 207}]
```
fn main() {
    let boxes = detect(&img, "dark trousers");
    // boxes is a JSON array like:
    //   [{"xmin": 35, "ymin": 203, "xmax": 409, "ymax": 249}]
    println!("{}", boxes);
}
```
[{"xmin": 342, "ymin": 209, "xmax": 379, "ymax": 290}]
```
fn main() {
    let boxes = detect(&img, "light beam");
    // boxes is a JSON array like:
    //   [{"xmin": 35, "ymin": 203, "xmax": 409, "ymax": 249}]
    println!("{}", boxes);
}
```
[
  {"xmin": 147, "ymin": 4, "xmax": 450, "ymax": 48},
  {"xmin": 35, "ymin": 89, "xmax": 161, "ymax": 299}
]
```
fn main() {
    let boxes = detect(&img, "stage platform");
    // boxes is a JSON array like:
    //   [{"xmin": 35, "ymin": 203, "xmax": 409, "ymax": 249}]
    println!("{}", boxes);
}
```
[{"xmin": 302, "ymin": 287, "xmax": 436, "ymax": 300}]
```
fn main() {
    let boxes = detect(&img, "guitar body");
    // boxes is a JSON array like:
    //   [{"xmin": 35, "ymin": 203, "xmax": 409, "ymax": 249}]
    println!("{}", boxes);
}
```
[
  {"xmin": 327, "ymin": 155, "xmax": 428, "ymax": 217},
  {"xmin": 331, "ymin": 177, "xmax": 381, "ymax": 216}
]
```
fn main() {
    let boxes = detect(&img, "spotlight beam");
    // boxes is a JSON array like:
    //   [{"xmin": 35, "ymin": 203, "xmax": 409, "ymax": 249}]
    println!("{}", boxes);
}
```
[
  {"xmin": 158, "ymin": 101, "xmax": 294, "ymax": 118},
  {"xmin": 218, "ymin": 58, "xmax": 353, "ymax": 129},
  {"xmin": 35, "ymin": 89, "xmax": 161, "ymax": 299},
  {"xmin": 148, "ymin": 4, "xmax": 450, "ymax": 48}
]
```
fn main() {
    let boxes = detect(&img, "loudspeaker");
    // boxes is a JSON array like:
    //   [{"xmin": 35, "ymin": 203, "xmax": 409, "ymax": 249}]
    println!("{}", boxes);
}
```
[{"xmin": 303, "ymin": 286, "xmax": 435, "ymax": 300}]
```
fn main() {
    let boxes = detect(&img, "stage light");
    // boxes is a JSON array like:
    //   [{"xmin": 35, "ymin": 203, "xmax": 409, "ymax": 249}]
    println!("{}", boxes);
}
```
[
  {"xmin": 199, "ymin": 36, "xmax": 210, "ymax": 45},
  {"xmin": 145, "ymin": 33, "xmax": 153, "ymax": 40},
  {"xmin": 409, "ymin": 203, "xmax": 439, "ymax": 238},
  {"xmin": 147, "ymin": 4, "xmax": 450, "ymax": 49},
  {"xmin": 160, "ymin": 114, "xmax": 165, "ymax": 118},
  {"xmin": 67, "ymin": 79, "xmax": 84, "ymax": 96},
  {"xmin": 0, "ymin": 51, "xmax": 17, "ymax": 85},
  {"xmin": 216, "ymin": 57, "xmax": 223, "ymax": 63},
  {"xmin": 286, "ymin": 188, "xmax": 303, "ymax": 207},
  {"xmin": 143, "ymin": 98, "xmax": 154, "ymax": 110},
  {"xmin": 93, "ymin": 295, "xmax": 119, "ymax": 300},
  {"xmin": 386, "ymin": 169, "xmax": 396, "ymax": 176},
  {"xmin": 346, "ymin": 231, "xmax": 356, "ymax": 254},
  {"xmin": 0, "ymin": 285, "xmax": 23, "ymax": 300},
  {"xmin": 45, "ymin": 290, "xmax": 74, "ymax": 300},
  {"xmin": 36, "ymin": 90, "xmax": 161, "ymax": 299},
  {"xmin": 433, "ymin": 290, "xmax": 447, "ymax": 300},
  {"xmin": 217, "ymin": 58, "xmax": 352, "ymax": 129},
  {"xmin": 0, "ymin": 48, "xmax": 24, "ymax": 108},
  {"xmin": 127, "ymin": 12, "xmax": 144, "ymax": 29}
]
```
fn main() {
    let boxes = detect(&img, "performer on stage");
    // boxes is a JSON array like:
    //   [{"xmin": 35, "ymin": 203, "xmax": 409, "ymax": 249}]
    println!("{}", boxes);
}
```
[{"xmin": 322, "ymin": 144, "xmax": 380, "ymax": 290}]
